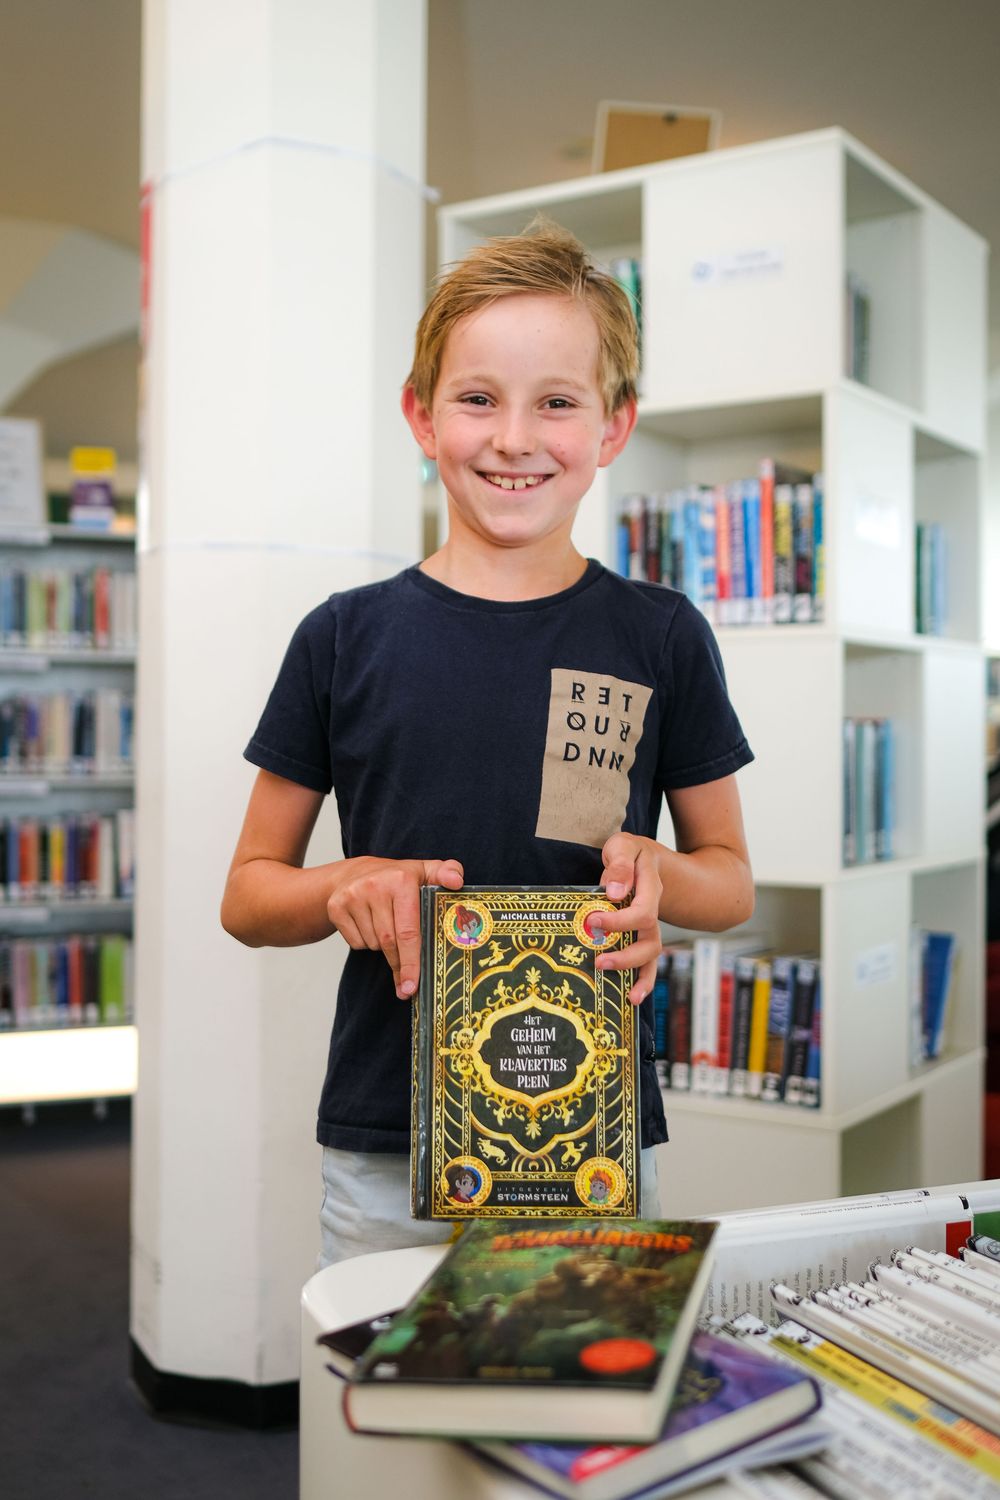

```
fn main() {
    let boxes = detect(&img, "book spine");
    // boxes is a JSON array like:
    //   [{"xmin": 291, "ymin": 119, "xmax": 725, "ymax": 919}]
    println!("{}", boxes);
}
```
[
  {"xmin": 644, "ymin": 496, "xmax": 661, "ymax": 584},
  {"xmin": 744, "ymin": 958, "xmax": 772, "ymax": 1098},
  {"xmin": 773, "ymin": 484, "xmax": 794, "ymax": 624},
  {"xmin": 727, "ymin": 482, "xmax": 748, "ymax": 625},
  {"xmin": 760, "ymin": 955, "xmax": 796, "ymax": 1102},
  {"xmin": 668, "ymin": 949, "xmax": 693, "ymax": 1090},
  {"xmin": 728, "ymin": 956, "xmax": 757, "ymax": 1096},
  {"xmin": 743, "ymin": 479, "xmax": 763, "ymax": 625},
  {"xmin": 875, "ymin": 718, "xmax": 894, "ymax": 861},
  {"xmin": 758, "ymin": 460, "xmax": 775, "ymax": 624},
  {"xmin": 697, "ymin": 491, "xmax": 717, "ymax": 624},
  {"xmin": 711, "ymin": 958, "xmax": 737, "ymax": 1094},
  {"xmin": 715, "ymin": 486, "xmax": 731, "ymax": 625},
  {"xmin": 856, "ymin": 718, "xmax": 877, "ymax": 865},
  {"xmin": 792, "ymin": 483, "xmax": 814, "ymax": 622},
  {"xmin": 801, "ymin": 983, "xmax": 822, "ymax": 1107},
  {"xmin": 690, "ymin": 937, "xmax": 719, "ymax": 1094},
  {"xmin": 410, "ymin": 886, "xmax": 437, "ymax": 1217},
  {"xmin": 843, "ymin": 718, "xmax": 857, "ymax": 867},
  {"xmin": 783, "ymin": 959, "xmax": 820, "ymax": 1104},
  {"xmin": 811, "ymin": 473, "xmax": 824, "ymax": 623}
]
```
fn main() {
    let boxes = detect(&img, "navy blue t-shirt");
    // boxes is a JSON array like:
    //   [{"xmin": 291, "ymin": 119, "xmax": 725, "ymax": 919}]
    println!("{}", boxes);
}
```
[{"xmin": 245, "ymin": 560, "xmax": 753, "ymax": 1153}]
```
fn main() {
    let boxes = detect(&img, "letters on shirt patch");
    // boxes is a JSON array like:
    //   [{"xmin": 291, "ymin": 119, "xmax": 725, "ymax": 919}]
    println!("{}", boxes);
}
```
[{"xmin": 535, "ymin": 669, "xmax": 651, "ymax": 849}]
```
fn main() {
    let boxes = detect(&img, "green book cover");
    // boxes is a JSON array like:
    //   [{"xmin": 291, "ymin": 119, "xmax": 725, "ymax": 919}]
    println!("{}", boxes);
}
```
[{"xmin": 346, "ymin": 1216, "xmax": 718, "ymax": 1443}]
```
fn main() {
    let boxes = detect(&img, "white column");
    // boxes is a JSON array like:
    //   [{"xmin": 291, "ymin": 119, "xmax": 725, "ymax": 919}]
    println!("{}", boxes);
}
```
[{"xmin": 132, "ymin": 0, "xmax": 427, "ymax": 1397}]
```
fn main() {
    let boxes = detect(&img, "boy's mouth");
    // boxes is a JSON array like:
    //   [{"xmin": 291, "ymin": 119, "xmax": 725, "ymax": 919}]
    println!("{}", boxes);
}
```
[{"xmin": 479, "ymin": 472, "xmax": 552, "ymax": 491}]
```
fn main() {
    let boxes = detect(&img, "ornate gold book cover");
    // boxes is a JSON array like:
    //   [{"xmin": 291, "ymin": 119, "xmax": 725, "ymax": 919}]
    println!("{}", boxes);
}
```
[{"xmin": 411, "ymin": 886, "xmax": 639, "ymax": 1220}]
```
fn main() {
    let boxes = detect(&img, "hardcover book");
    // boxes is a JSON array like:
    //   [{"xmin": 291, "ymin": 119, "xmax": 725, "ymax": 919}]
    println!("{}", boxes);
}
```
[
  {"xmin": 343, "ymin": 1215, "xmax": 719, "ymax": 1443},
  {"xmin": 411, "ymin": 886, "xmax": 640, "ymax": 1220},
  {"xmin": 474, "ymin": 1329, "xmax": 823, "ymax": 1500}
]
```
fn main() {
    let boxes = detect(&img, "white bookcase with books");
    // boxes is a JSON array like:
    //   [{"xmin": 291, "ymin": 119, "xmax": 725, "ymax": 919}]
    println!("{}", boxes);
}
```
[
  {"xmin": 440, "ymin": 127, "xmax": 987, "ymax": 1215},
  {"xmin": 0, "ymin": 493, "xmax": 138, "ymax": 1109}
]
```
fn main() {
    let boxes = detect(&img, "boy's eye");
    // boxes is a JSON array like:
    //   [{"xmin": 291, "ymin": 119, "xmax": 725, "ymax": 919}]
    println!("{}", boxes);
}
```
[
  {"xmin": 460, "ymin": 394, "xmax": 492, "ymax": 406},
  {"xmin": 544, "ymin": 397, "xmax": 575, "ymax": 410}
]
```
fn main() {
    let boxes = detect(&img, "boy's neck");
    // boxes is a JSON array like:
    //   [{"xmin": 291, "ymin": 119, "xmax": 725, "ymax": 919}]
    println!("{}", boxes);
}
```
[{"xmin": 419, "ymin": 539, "xmax": 590, "ymax": 602}]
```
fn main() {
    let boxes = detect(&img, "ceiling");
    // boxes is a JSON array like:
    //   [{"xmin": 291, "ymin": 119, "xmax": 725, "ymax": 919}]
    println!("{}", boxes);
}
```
[{"xmin": 3, "ymin": 0, "xmax": 999, "ymax": 458}]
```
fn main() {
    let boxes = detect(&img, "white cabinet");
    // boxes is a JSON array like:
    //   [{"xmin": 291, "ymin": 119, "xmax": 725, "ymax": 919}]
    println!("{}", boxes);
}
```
[{"xmin": 440, "ymin": 128, "xmax": 987, "ymax": 1213}]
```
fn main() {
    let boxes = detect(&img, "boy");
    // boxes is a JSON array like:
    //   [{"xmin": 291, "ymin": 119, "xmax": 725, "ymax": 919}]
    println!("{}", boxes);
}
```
[{"xmin": 221, "ymin": 222, "xmax": 754, "ymax": 1266}]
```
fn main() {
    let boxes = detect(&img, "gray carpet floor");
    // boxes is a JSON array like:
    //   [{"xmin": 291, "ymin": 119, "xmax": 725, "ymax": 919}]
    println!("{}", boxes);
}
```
[{"xmin": 0, "ymin": 1100, "xmax": 297, "ymax": 1500}]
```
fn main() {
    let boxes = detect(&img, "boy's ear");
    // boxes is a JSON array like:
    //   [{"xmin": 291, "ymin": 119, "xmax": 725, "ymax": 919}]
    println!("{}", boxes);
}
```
[
  {"xmin": 597, "ymin": 398, "xmax": 638, "ymax": 468},
  {"xmin": 401, "ymin": 385, "xmax": 437, "ymax": 460}
]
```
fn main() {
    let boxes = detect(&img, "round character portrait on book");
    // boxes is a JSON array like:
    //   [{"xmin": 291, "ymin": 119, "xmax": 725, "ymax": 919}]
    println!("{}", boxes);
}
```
[
  {"xmin": 444, "ymin": 900, "xmax": 493, "ymax": 949},
  {"xmin": 442, "ymin": 1156, "xmax": 492, "ymax": 1207},
  {"xmin": 575, "ymin": 1157, "xmax": 627, "ymax": 1209}
]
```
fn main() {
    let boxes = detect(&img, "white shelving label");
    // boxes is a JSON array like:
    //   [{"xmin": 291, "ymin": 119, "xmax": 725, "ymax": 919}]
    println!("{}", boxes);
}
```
[
  {"xmin": 690, "ymin": 246, "xmax": 785, "ymax": 287},
  {"xmin": 855, "ymin": 942, "xmax": 897, "ymax": 987}
]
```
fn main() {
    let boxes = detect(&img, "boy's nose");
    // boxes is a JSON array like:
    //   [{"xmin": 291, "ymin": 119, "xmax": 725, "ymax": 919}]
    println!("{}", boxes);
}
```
[{"xmin": 492, "ymin": 410, "xmax": 535, "ymax": 456}]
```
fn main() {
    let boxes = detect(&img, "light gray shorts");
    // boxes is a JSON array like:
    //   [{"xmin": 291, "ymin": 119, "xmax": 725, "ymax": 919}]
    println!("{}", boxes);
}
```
[{"xmin": 318, "ymin": 1145, "xmax": 662, "ymax": 1269}]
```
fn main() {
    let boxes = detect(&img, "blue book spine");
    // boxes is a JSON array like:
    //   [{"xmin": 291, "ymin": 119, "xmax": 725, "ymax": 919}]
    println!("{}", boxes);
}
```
[
  {"xmin": 802, "ymin": 979, "xmax": 822, "ymax": 1107},
  {"xmin": 923, "ymin": 932, "xmax": 956, "ymax": 1060},
  {"xmin": 698, "ymin": 493, "xmax": 717, "ymax": 622},
  {"xmin": 682, "ymin": 490, "xmax": 702, "ymax": 605},
  {"xmin": 653, "ymin": 952, "xmax": 670, "ymax": 1088},
  {"xmin": 742, "ymin": 480, "xmax": 763, "ymax": 624},
  {"xmin": 812, "ymin": 474, "xmax": 824, "ymax": 622},
  {"xmin": 615, "ymin": 504, "xmax": 630, "ymax": 578}
]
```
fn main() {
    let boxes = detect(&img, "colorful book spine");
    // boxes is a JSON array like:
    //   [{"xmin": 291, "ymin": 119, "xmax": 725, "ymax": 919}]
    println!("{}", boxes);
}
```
[
  {"xmin": 792, "ymin": 483, "xmax": 814, "ymax": 623},
  {"xmin": 668, "ymin": 948, "xmax": 693, "ymax": 1091}
]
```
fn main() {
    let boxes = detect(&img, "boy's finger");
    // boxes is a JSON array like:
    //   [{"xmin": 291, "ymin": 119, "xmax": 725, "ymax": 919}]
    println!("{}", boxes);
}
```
[
  {"xmin": 601, "ymin": 856, "xmax": 635, "ymax": 903},
  {"xmin": 628, "ymin": 954, "xmax": 659, "ymax": 1007},
  {"xmin": 423, "ymin": 858, "xmax": 464, "ymax": 888},
  {"xmin": 392, "ymin": 886, "xmax": 423, "ymax": 998}
]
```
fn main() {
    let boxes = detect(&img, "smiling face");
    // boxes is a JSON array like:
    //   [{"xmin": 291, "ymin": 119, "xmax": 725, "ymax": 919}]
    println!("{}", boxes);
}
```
[{"xmin": 403, "ymin": 294, "xmax": 635, "ymax": 560}]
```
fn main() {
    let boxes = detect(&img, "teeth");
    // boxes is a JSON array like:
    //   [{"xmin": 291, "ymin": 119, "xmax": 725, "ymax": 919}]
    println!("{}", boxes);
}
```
[{"xmin": 484, "ymin": 474, "xmax": 546, "ymax": 489}]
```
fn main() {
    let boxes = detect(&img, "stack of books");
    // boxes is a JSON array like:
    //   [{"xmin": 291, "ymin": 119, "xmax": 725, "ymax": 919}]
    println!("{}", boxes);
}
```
[
  {"xmin": 322, "ymin": 1216, "xmax": 827, "ymax": 1499},
  {"xmin": 0, "ymin": 689, "xmax": 135, "ymax": 775},
  {"xmin": 0, "ymin": 934, "xmax": 133, "ymax": 1029},
  {"xmin": 0, "ymin": 809, "xmax": 135, "ymax": 902}
]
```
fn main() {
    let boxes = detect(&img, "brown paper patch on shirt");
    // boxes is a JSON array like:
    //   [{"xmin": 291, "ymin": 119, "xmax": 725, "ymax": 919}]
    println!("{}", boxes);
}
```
[{"xmin": 535, "ymin": 668, "xmax": 652, "ymax": 849}]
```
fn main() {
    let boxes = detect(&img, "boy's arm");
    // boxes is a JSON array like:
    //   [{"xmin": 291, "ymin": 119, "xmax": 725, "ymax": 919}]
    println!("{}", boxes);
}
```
[
  {"xmin": 594, "ymin": 774, "xmax": 754, "ymax": 1005},
  {"xmin": 221, "ymin": 768, "xmax": 463, "ymax": 995}
]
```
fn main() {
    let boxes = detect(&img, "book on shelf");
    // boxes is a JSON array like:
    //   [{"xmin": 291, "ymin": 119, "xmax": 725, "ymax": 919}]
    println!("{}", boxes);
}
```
[
  {"xmin": 411, "ymin": 886, "xmax": 640, "ymax": 1220},
  {"xmin": 689, "ymin": 932, "xmax": 768, "ymax": 1094},
  {"xmin": 669, "ymin": 947, "xmax": 694, "ymax": 1092},
  {"xmin": 613, "ymin": 462, "xmax": 823, "ymax": 628},
  {"xmin": 0, "ymin": 810, "xmax": 134, "ymax": 904},
  {"xmin": 780, "ymin": 960, "xmax": 821, "ymax": 1107},
  {"xmin": 843, "ymin": 716, "xmax": 894, "ymax": 867},
  {"xmin": 845, "ymin": 272, "xmax": 871, "ymax": 385},
  {"xmin": 915, "ymin": 521, "xmax": 947, "ymax": 636},
  {"xmin": 321, "ymin": 1303, "xmax": 825, "ymax": 1500},
  {"xmin": 0, "ymin": 564, "xmax": 137, "ymax": 652},
  {"xmin": 909, "ymin": 927, "xmax": 957, "ymax": 1064},
  {"xmin": 0, "ymin": 934, "xmax": 134, "ymax": 1029},
  {"xmin": 343, "ymin": 1215, "xmax": 719, "ymax": 1443}
]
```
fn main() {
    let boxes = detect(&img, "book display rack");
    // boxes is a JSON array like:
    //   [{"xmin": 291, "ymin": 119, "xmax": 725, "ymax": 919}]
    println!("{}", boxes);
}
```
[
  {"xmin": 0, "ymin": 513, "xmax": 137, "ymax": 1109},
  {"xmin": 440, "ymin": 129, "xmax": 988, "ymax": 1213}
]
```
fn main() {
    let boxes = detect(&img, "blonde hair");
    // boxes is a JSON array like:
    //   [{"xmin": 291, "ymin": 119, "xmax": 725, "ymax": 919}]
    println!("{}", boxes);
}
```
[{"xmin": 406, "ymin": 218, "xmax": 639, "ymax": 414}]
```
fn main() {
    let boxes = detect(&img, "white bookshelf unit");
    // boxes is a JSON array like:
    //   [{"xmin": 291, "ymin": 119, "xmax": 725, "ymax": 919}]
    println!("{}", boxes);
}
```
[
  {"xmin": 0, "ymin": 519, "xmax": 137, "ymax": 1108},
  {"xmin": 440, "ymin": 128, "xmax": 988, "ymax": 1215}
]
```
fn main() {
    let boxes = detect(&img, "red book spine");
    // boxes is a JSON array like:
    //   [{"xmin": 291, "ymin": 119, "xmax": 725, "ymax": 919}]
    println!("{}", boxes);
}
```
[{"xmin": 759, "ymin": 461, "xmax": 775, "ymax": 622}]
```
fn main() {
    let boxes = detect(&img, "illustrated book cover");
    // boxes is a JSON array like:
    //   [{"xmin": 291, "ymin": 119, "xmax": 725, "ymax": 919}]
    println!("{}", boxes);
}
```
[
  {"xmin": 411, "ymin": 885, "xmax": 640, "ymax": 1220},
  {"xmin": 343, "ymin": 1215, "xmax": 719, "ymax": 1443}
]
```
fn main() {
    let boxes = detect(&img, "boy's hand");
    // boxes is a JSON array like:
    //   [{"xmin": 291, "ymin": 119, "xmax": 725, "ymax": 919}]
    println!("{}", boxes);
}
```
[
  {"xmin": 593, "ymin": 832, "xmax": 662, "ymax": 1006},
  {"xmin": 326, "ymin": 856, "xmax": 464, "ymax": 999}
]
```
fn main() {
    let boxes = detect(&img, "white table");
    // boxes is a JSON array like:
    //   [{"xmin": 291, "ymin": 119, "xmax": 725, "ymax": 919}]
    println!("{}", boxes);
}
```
[{"xmin": 299, "ymin": 1245, "xmax": 734, "ymax": 1500}]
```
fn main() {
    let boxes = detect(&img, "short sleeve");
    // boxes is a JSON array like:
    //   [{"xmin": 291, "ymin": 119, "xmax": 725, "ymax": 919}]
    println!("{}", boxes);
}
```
[
  {"xmin": 244, "ymin": 602, "xmax": 335, "ymax": 794},
  {"xmin": 657, "ymin": 596, "xmax": 754, "ymax": 789}
]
